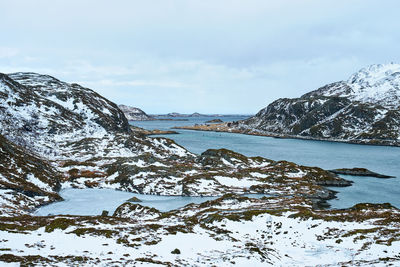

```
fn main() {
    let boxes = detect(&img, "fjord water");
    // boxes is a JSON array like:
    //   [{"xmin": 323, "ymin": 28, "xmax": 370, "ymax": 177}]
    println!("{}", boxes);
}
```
[
  {"xmin": 134, "ymin": 116, "xmax": 400, "ymax": 209},
  {"xmin": 34, "ymin": 188, "xmax": 217, "ymax": 216}
]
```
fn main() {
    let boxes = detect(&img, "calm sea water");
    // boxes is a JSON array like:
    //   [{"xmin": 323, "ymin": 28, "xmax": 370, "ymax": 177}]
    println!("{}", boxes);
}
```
[{"xmin": 133, "ymin": 116, "xmax": 400, "ymax": 209}]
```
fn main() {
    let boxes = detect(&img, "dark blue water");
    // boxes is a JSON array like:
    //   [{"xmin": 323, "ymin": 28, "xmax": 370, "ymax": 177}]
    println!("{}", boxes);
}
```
[{"xmin": 132, "ymin": 116, "xmax": 400, "ymax": 209}]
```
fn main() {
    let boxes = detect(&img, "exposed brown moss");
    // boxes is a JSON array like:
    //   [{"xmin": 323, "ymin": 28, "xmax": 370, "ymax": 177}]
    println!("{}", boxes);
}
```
[
  {"xmin": 0, "ymin": 254, "xmax": 52, "ymax": 265},
  {"xmin": 135, "ymin": 257, "xmax": 173, "ymax": 266},
  {"xmin": 45, "ymin": 218, "xmax": 77, "ymax": 233},
  {"xmin": 70, "ymin": 228, "xmax": 118, "ymax": 238},
  {"xmin": 68, "ymin": 169, "xmax": 106, "ymax": 179},
  {"xmin": 60, "ymin": 160, "xmax": 97, "ymax": 168}
]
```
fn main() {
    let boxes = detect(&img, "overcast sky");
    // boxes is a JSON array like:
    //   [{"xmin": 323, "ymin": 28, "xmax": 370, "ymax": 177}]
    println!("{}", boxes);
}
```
[{"xmin": 1, "ymin": 0, "xmax": 399, "ymax": 114}]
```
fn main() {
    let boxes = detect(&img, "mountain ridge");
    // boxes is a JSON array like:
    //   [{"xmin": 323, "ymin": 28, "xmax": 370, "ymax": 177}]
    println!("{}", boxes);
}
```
[
  {"xmin": 118, "ymin": 104, "xmax": 154, "ymax": 121},
  {"xmin": 238, "ymin": 63, "xmax": 400, "ymax": 146}
]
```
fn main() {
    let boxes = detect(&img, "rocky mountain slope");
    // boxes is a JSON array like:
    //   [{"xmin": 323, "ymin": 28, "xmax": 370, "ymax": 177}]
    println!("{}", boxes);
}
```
[
  {"xmin": 0, "ymin": 133, "xmax": 62, "ymax": 216},
  {"xmin": 1, "ymin": 72, "xmax": 130, "ymax": 154},
  {"xmin": 238, "ymin": 63, "xmax": 400, "ymax": 146},
  {"xmin": 118, "ymin": 104, "xmax": 154, "ymax": 121}
]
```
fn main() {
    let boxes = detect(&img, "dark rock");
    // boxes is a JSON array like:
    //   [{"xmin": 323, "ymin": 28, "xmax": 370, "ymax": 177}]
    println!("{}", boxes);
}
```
[
  {"xmin": 101, "ymin": 210, "xmax": 109, "ymax": 216},
  {"xmin": 330, "ymin": 168, "xmax": 395, "ymax": 178},
  {"xmin": 315, "ymin": 179, "xmax": 353, "ymax": 187},
  {"xmin": 198, "ymin": 148, "xmax": 249, "ymax": 166},
  {"xmin": 205, "ymin": 119, "xmax": 223, "ymax": 123},
  {"xmin": 127, "ymin": 196, "xmax": 142, "ymax": 202},
  {"xmin": 171, "ymin": 248, "xmax": 181, "ymax": 254}
]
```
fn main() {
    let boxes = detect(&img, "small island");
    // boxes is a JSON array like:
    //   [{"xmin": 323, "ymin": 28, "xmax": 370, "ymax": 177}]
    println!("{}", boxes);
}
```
[
  {"xmin": 127, "ymin": 196, "xmax": 142, "ymax": 202},
  {"xmin": 330, "ymin": 168, "xmax": 395, "ymax": 178},
  {"xmin": 130, "ymin": 125, "xmax": 179, "ymax": 135},
  {"xmin": 205, "ymin": 119, "xmax": 223, "ymax": 123}
]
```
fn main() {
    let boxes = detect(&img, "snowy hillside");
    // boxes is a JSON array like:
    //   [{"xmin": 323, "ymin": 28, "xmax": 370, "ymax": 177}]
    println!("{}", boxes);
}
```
[
  {"xmin": 0, "ymin": 133, "xmax": 62, "ymax": 216},
  {"xmin": 118, "ymin": 104, "xmax": 154, "ymax": 121},
  {"xmin": 239, "ymin": 64, "xmax": 400, "ymax": 146},
  {"xmin": 305, "ymin": 63, "xmax": 400, "ymax": 107},
  {"xmin": 0, "ymin": 72, "xmax": 130, "ymax": 155}
]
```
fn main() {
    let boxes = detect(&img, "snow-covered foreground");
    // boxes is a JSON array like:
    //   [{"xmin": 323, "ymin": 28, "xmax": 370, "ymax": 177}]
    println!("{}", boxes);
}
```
[{"xmin": 1, "ymin": 195, "xmax": 400, "ymax": 266}]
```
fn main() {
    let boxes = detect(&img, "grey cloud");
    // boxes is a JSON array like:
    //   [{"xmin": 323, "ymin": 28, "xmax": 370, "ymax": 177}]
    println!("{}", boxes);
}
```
[{"xmin": 0, "ymin": 0, "xmax": 399, "ymax": 113}]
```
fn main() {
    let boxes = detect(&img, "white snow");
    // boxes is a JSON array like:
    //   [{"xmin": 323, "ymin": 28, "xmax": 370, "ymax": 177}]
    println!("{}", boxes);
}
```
[
  {"xmin": 215, "ymin": 176, "xmax": 263, "ymax": 188},
  {"xmin": 26, "ymin": 173, "xmax": 52, "ymax": 192},
  {"xmin": 336, "ymin": 63, "xmax": 400, "ymax": 107},
  {"xmin": 285, "ymin": 170, "xmax": 307, "ymax": 178},
  {"xmin": 250, "ymin": 172, "xmax": 269, "ymax": 178},
  {"xmin": 47, "ymin": 96, "xmax": 75, "ymax": 110}
]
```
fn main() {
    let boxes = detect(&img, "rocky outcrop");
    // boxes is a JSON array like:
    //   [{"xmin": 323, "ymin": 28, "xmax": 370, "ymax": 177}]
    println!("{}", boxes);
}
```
[
  {"xmin": 113, "ymin": 202, "xmax": 160, "ymax": 219},
  {"xmin": 118, "ymin": 104, "xmax": 154, "ymax": 121},
  {"xmin": 130, "ymin": 125, "xmax": 178, "ymax": 135},
  {"xmin": 0, "ymin": 133, "xmax": 62, "ymax": 216},
  {"xmin": 205, "ymin": 119, "xmax": 223, "ymax": 123},
  {"xmin": 330, "ymin": 168, "xmax": 395, "ymax": 178},
  {"xmin": 237, "ymin": 64, "xmax": 400, "ymax": 146}
]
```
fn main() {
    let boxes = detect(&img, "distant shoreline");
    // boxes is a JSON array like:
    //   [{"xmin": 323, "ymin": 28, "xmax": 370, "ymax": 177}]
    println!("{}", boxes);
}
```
[
  {"xmin": 129, "ymin": 114, "xmax": 251, "ymax": 122},
  {"xmin": 173, "ymin": 123, "xmax": 400, "ymax": 148},
  {"xmin": 150, "ymin": 114, "xmax": 252, "ymax": 118}
]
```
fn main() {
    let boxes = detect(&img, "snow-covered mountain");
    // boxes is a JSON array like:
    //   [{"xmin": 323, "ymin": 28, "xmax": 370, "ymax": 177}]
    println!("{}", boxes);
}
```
[
  {"xmin": 304, "ymin": 63, "xmax": 400, "ymax": 107},
  {"xmin": 240, "ymin": 63, "xmax": 400, "ymax": 146},
  {"xmin": 0, "ymin": 72, "xmax": 130, "ymax": 154},
  {"xmin": 118, "ymin": 104, "xmax": 154, "ymax": 121}
]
